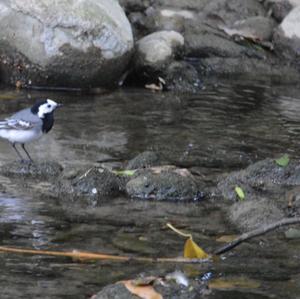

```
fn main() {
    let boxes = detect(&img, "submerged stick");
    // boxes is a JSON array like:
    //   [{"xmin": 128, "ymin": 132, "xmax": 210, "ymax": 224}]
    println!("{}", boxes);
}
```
[
  {"xmin": 214, "ymin": 217, "xmax": 300, "ymax": 255},
  {"xmin": 0, "ymin": 246, "xmax": 208, "ymax": 264}
]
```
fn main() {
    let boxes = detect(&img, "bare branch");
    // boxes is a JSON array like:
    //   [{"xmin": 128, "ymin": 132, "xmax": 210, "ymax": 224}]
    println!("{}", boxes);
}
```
[{"xmin": 214, "ymin": 217, "xmax": 300, "ymax": 255}]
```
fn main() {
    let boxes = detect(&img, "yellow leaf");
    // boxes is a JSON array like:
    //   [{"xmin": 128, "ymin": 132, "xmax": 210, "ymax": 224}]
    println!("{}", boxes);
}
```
[
  {"xmin": 208, "ymin": 277, "xmax": 260, "ymax": 290},
  {"xmin": 184, "ymin": 237, "xmax": 209, "ymax": 259},
  {"xmin": 122, "ymin": 280, "xmax": 163, "ymax": 299}
]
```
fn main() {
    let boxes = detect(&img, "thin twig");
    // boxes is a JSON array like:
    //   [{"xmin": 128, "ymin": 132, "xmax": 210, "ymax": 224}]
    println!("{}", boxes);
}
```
[
  {"xmin": 0, "ymin": 246, "xmax": 208, "ymax": 264},
  {"xmin": 166, "ymin": 223, "xmax": 192, "ymax": 238},
  {"xmin": 214, "ymin": 217, "xmax": 300, "ymax": 255},
  {"xmin": 24, "ymin": 85, "xmax": 82, "ymax": 92}
]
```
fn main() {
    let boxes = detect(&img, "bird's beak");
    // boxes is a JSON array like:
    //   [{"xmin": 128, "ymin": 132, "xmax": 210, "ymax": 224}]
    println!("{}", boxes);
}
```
[{"xmin": 56, "ymin": 103, "xmax": 63, "ymax": 108}]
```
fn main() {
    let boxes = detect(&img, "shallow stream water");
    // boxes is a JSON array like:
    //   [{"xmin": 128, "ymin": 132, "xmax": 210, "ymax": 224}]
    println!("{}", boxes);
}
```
[{"xmin": 0, "ymin": 79, "xmax": 300, "ymax": 298}]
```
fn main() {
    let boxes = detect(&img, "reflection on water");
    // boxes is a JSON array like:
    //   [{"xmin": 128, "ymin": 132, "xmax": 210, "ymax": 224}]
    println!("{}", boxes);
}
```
[
  {"xmin": 0, "ymin": 79, "xmax": 300, "ymax": 298},
  {"xmin": 0, "ymin": 197, "xmax": 26, "ymax": 223}
]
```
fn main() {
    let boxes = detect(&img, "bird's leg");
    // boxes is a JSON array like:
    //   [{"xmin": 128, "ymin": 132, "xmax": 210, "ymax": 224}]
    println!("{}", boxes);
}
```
[
  {"xmin": 11, "ymin": 143, "xmax": 24, "ymax": 162},
  {"xmin": 21, "ymin": 144, "xmax": 33, "ymax": 162}
]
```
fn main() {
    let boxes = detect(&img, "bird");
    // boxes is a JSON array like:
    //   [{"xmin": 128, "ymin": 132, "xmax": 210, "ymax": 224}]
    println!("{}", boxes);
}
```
[{"xmin": 0, "ymin": 99, "xmax": 62, "ymax": 162}]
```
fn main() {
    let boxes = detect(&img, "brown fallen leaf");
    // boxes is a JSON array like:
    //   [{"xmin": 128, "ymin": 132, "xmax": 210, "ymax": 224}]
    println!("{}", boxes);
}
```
[
  {"xmin": 150, "ymin": 165, "xmax": 176, "ymax": 174},
  {"xmin": 150, "ymin": 166, "xmax": 192, "ymax": 177},
  {"xmin": 173, "ymin": 168, "xmax": 193, "ymax": 177},
  {"xmin": 122, "ymin": 280, "xmax": 163, "ymax": 299},
  {"xmin": 15, "ymin": 80, "xmax": 23, "ymax": 89},
  {"xmin": 145, "ymin": 83, "xmax": 163, "ymax": 91},
  {"xmin": 216, "ymin": 235, "xmax": 238, "ymax": 243},
  {"xmin": 131, "ymin": 276, "xmax": 159, "ymax": 286}
]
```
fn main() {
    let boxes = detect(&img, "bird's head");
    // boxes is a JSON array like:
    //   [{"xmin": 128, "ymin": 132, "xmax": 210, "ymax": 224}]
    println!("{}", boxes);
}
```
[{"xmin": 31, "ymin": 99, "xmax": 62, "ymax": 118}]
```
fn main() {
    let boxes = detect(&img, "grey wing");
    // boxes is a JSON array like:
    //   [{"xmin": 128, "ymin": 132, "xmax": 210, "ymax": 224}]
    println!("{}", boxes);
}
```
[
  {"xmin": 0, "ymin": 108, "xmax": 41, "ymax": 130},
  {"xmin": 0, "ymin": 119, "xmax": 35, "ymax": 130}
]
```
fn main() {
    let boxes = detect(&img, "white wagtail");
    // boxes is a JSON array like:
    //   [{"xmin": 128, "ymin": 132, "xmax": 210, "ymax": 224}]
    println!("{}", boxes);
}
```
[{"xmin": 0, "ymin": 99, "xmax": 62, "ymax": 162}]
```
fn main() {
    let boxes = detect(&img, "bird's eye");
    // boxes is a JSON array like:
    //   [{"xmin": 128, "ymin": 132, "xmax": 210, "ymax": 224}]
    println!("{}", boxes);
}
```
[{"xmin": 47, "ymin": 104, "xmax": 51, "ymax": 108}]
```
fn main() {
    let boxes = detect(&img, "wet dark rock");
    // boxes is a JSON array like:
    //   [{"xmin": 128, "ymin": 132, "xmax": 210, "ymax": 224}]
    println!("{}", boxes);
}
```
[
  {"xmin": 0, "ymin": 161, "xmax": 63, "ymax": 180},
  {"xmin": 264, "ymin": 0, "xmax": 293, "ymax": 22},
  {"xmin": 200, "ymin": 0, "xmax": 267, "ymax": 26},
  {"xmin": 127, "ymin": 12, "xmax": 150, "ymax": 38},
  {"xmin": 121, "ymin": 0, "xmax": 300, "ymax": 87},
  {"xmin": 92, "ymin": 283, "xmax": 135, "ymax": 299},
  {"xmin": 126, "ymin": 166, "xmax": 203, "ymax": 201},
  {"xmin": 56, "ymin": 167, "xmax": 123, "ymax": 204},
  {"xmin": 93, "ymin": 273, "xmax": 207, "ymax": 299},
  {"xmin": 123, "ymin": 0, "xmax": 267, "ymax": 41},
  {"xmin": 154, "ymin": 281, "xmax": 207, "ymax": 299},
  {"xmin": 119, "ymin": 0, "xmax": 151, "ymax": 13},
  {"xmin": 198, "ymin": 57, "xmax": 300, "ymax": 82},
  {"xmin": 184, "ymin": 22, "xmax": 246, "ymax": 58},
  {"xmin": 126, "ymin": 151, "xmax": 161, "ymax": 170},
  {"xmin": 122, "ymin": 0, "xmax": 266, "ymax": 24},
  {"xmin": 163, "ymin": 61, "xmax": 202, "ymax": 93},
  {"xmin": 227, "ymin": 16, "xmax": 276, "ymax": 41},
  {"xmin": 0, "ymin": 0, "xmax": 133, "ymax": 88},
  {"xmin": 228, "ymin": 198, "xmax": 284, "ymax": 231},
  {"xmin": 216, "ymin": 158, "xmax": 300, "ymax": 201}
]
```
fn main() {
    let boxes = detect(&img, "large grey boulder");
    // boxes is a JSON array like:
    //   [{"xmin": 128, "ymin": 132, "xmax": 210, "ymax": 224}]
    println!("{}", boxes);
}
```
[
  {"xmin": 0, "ymin": 0, "xmax": 133, "ymax": 88},
  {"xmin": 135, "ymin": 30, "xmax": 184, "ymax": 71},
  {"xmin": 273, "ymin": 6, "xmax": 300, "ymax": 58}
]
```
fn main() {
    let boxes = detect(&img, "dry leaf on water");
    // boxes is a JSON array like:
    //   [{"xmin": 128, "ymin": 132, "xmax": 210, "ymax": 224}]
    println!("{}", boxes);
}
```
[
  {"xmin": 216, "ymin": 235, "xmax": 237, "ymax": 243},
  {"xmin": 122, "ymin": 279, "xmax": 163, "ymax": 299},
  {"xmin": 145, "ymin": 83, "xmax": 163, "ymax": 91},
  {"xmin": 167, "ymin": 223, "xmax": 210, "ymax": 259}
]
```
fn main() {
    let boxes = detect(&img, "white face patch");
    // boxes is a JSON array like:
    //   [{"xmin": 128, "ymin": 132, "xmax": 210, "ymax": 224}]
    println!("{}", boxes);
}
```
[{"xmin": 38, "ymin": 99, "xmax": 58, "ymax": 118}]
